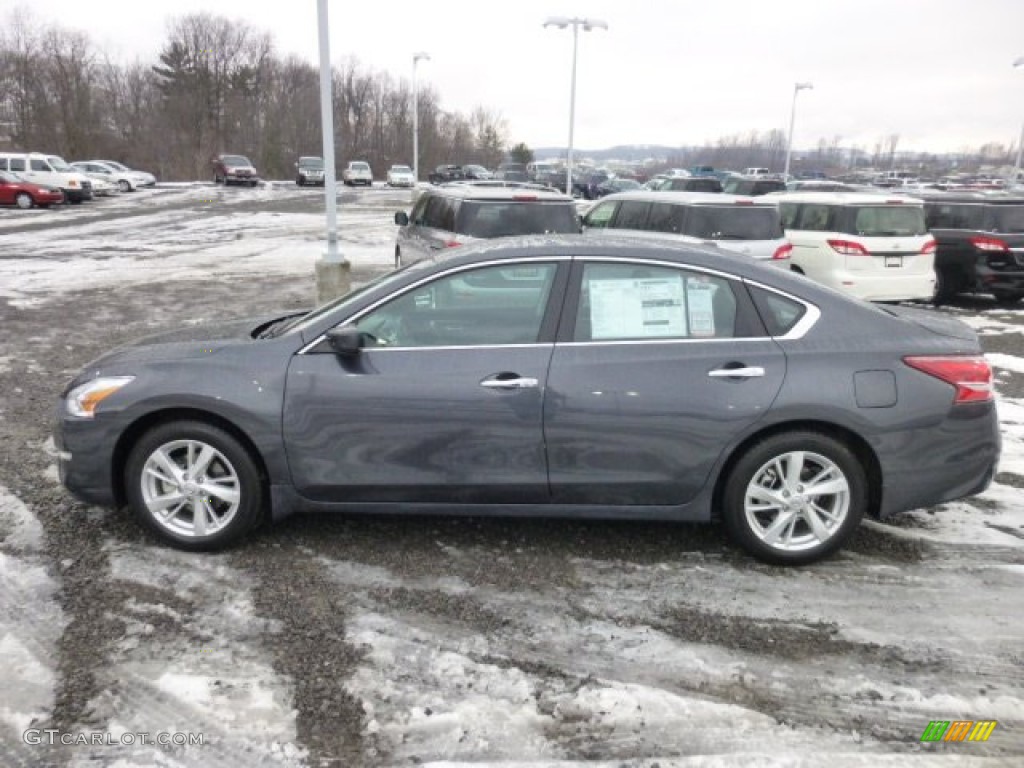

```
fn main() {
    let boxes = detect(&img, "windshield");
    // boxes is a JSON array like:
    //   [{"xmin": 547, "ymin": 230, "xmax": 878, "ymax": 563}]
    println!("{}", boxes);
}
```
[
  {"xmin": 351, "ymin": 162, "xmax": 370, "ymax": 171},
  {"xmin": 47, "ymin": 156, "xmax": 72, "ymax": 171},
  {"xmin": 457, "ymin": 201, "xmax": 580, "ymax": 238},
  {"xmin": 299, "ymin": 157, "xmax": 324, "ymax": 169},
  {"xmin": 851, "ymin": 205, "xmax": 927, "ymax": 237},
  {"xmin": 686, "ymin": 206, "xmax": 784, "ymax": 240},
  {"xmin": 992, "ymin": 205, "xmax": 1024, "ymax": 233},
  {"xmin": 103, "ymin": 161, "xmax": 129, "ymax": 171},
  {"xmin": 278, "ymin": 263, "xmax": 433, "ymax": 337},
  {"xmin": 223, "ymin": 155, "xmax": 251, "ymax": 167},
  {"xmin": 391, "ymin": 165, "xmax": 412, "ymax": 173}
]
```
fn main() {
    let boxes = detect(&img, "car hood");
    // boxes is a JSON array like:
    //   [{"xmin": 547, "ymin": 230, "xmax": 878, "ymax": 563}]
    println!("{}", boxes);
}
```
[
  {"xmin": 82, "ymin": 312, "xmax": 297, "ymax": 369},
  {"xmin": 883, "ymin": 305, "xmax": 978, "ymax": 342}
]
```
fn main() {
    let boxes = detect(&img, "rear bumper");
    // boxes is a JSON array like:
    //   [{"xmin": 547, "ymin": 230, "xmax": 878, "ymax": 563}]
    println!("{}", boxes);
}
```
[
  {"xmin": 877, "ymin": 401, "xmax": 1001, "ymax": 517},
  {"xmin": 828, "ymin": 268, "xmax": 935, "ymax": 302}
]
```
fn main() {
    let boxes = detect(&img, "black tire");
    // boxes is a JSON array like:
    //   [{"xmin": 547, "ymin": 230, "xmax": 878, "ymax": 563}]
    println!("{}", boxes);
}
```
[
  {"xmin": 214, "ymin": 174, "xmax": 223, "ymax": 185},
  {"xmin": 296, "ymin": 177, "xmax": 304, "ymax": 186},
  {"xmin": 124, "ymin": 420, "xmax": 265, "ymax": 551},
  {"xmin": 721, "ymin": 431, "xmax": 867, "ymax": 565},
  {"xmin": 15, "ymin": 192, "xmax": 33, "ymax": 210},
  {"xmin": 117, "ymin": 179, "xmax": 132, "ymax": 193}
]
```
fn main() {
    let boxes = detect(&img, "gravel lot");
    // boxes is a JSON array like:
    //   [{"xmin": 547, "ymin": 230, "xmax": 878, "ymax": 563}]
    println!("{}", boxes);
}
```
[{"xmin": 1, "ymin": 183, "xmax": 1022, "ymax": 767}]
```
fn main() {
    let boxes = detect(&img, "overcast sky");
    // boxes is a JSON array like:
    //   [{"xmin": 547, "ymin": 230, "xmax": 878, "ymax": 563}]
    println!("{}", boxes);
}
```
[{"xmin": 20, "ymin": 0, "xmax": 1024, "ymax": 154}]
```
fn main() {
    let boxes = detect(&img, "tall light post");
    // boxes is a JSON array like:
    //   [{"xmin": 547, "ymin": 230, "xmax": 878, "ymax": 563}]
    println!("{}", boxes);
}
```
[
  {"xmin": 1012, "ymin": 57, "xmax": 1024, "ymax": 185},
  {"xmin": 543, "ymin": 16, "xmax": 607, "ymax": 195},
  {"xmin": 314, "ymin": 0, "xmax": 349, "ymax": 304},
  {"xmin": 412, "ymin": 52, "xmax": 430, "ymax": 183},
  {"xmin": 783, "ymin": 81, "xmax": 814, "ymax": 179}
]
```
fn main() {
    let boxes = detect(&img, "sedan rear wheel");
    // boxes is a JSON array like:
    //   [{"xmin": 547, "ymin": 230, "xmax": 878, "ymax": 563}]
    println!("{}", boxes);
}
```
[
  {"xmin": 722, "ymin": 431, "xmax": 866, "ymax": 564},
  {"xmin": 15, "ymin": 192, "xmax": 33, "ymax": 209},
  {"xmin": 125, "ymin": 421, "xmax": 264, "ymax": 550}
]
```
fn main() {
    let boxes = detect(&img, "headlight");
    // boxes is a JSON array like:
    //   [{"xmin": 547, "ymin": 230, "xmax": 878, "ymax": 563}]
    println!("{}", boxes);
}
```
[{"xmin": 65, "ymin": 376, "xmax": 135, "ymax": 418}]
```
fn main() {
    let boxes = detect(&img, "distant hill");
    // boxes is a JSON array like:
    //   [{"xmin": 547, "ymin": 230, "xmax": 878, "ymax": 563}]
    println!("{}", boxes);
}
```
[{"xmin": 532, "ymin": 145, "xmax": 684, "ymax": 163}]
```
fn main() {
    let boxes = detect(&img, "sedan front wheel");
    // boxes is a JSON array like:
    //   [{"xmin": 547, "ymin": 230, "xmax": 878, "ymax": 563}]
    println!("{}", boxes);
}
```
[
  {"xmin": 125, "ymin": 421, "xmax": 264, "ymax": 550},
  {"xmin": 722, "ymin": 431, "xmax": 866, "ymax": 564}
]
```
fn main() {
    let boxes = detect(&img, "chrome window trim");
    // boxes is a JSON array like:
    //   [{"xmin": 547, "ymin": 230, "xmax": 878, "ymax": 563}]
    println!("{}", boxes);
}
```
[
  {"xmin": 298, "ymin": 256, "xmax": 570, "ymax": 355},
  {"xmin": 741, "ymin": 277, "xmax": 821, "ymax": 340}
]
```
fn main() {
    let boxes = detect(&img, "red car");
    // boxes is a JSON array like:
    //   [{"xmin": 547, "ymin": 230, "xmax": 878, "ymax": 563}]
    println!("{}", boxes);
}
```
[{"xmin": 0, "ymin": 170, "xmax": 64, "ymax": 209}]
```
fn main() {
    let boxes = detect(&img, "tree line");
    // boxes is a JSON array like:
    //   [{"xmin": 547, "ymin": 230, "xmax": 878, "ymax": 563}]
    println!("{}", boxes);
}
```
[{"xmin": 0, "ymin": 9, "xmax": 509, "ymax": 180}]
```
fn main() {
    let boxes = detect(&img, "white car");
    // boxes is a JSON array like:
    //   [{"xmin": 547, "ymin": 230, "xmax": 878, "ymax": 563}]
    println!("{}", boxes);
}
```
[
  {"xmin": 74, "ymin": 160, "xmax": 156, "ymax": 192},
  {"xmin": 87, "ymin": 173, "xmax": 119, "ymax": 197},
  {"xmin": 772, "ymin": 191, "xmax": 936, "ymax": 302},
  {"xmin": 342, "ymin": 161, "xmax": 373, "ymax": 187},
  {"xmin": 386, "ymin": 164, "xmax": 415, "ymax": 187}
]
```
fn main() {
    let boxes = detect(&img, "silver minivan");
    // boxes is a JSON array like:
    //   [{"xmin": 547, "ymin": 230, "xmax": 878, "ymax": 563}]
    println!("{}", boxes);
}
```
[{"xmin": 581, "ymin": 191, "xmax": 792, "ymax": 266}]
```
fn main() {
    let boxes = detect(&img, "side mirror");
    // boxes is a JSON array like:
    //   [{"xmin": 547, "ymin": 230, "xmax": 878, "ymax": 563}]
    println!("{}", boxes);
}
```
[
  {"xmin": 394, "ymin": 211, "xmax": 409, "ymax": 226},
  {"xmin": 325, "ymin": 326, "xmax": 363, "ymax": 356}
]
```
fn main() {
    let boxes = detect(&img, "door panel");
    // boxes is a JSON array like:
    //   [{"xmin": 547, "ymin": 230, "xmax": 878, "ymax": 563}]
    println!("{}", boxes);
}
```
[
  {"xmin": 544, "ymin": 260, "xmax": 785, "ymax": 505},
  {"xmin": 284, "ymin": 346, "xmax": 553, "ymax": 503}
]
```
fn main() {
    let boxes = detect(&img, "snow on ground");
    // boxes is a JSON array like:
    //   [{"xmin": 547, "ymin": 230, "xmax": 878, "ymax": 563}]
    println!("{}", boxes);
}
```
[
  {"xmin": 64, "ymin": 545, "xmax": 306, "ymax": 767},
  {"xmin": 0, "ymin": 486, "xmax": 66, "ymax": 767}
]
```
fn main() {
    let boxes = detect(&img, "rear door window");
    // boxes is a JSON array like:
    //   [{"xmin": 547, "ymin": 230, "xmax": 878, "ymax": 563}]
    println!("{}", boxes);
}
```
[
  {"xmin": 925, "ymin": 203, "xmax": 985, "ymax": 230},
  {"xmin": 30, "ymin": 158, "xmax": 50, "ymax": 171},
  {"xmin": 647, "ymin": 203, "xmax": 686, "ymax": 234},
  {"xmin": 991, "ymin": 205, "xmax": 1024, "ymax": 233},
  {"xmin": 457, "ymin": 201, "xmax": 578, "ymax": 237},
  {"xmin": 684, "ymin": 206, "xmax": 783, "ymax": 240},
  {"xmin": 423, "ymin": 196, "xmax": 456, "ymax": 231},
  {"xmin": 8, "ymin": 157, "xmax": 26, "ymax": 172}
]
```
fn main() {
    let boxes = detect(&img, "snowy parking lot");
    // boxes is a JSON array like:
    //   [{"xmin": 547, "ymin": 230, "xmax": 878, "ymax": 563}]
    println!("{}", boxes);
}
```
[{"xmin": 1, "ymin": 183, "xmax": 1022, "ymax": 767}]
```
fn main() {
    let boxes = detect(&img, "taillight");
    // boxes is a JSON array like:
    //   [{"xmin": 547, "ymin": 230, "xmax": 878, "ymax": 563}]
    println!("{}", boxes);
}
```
[
  {"xmin": 969, "ymin": 236, "xmax": 1009, "ymax": 253},
  {"xmin": 920, "ymin": 238, "xmax": 936, "ymax": 255},
  {"xmin": 444, "ymin": 240, "xmax": 461, "ymax": 248},
  {"xmin": 772, "ymin": 243, "xmax": 793, "ymax": 260},
  {"xmin": 827, "ymin": 239, "xmax": 870, "ymax": 256},
  {"xmin": 903, "ymin": 355, "xmax": 993, "ymax": 404},
  {"xmin": 512, "ymin": 194, "xmax": 537, "ymax": 201}
]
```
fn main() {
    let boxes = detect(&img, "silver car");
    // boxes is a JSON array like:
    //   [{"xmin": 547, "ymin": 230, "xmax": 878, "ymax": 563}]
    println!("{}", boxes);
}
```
[{"xmin": 581, "ymin": 191, "xmax": 792, "ymax": 265}]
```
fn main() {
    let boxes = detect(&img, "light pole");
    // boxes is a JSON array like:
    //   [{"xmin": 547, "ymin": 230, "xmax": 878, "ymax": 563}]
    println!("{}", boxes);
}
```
[
  {"xmin": 543, "ymin": 16, "xmax": 607, "ymax": 195},
  {"xmin": 412, "ymin": 52, "xmax": 430, "ymax": 183},
  {"xmin": 314, "ymin": 0, "xmax": 349, "ymax": 304},
  {"xmin": 783, "ymin": 81, "xmax": 813, "ymax": 179},
  {"xmin": 1012, "ymin": 57, "xmax": 1024, "ymax": 185}
]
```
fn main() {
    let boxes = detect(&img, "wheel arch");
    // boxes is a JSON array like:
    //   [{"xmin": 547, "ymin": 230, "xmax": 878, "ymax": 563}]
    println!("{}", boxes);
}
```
[
  {"xmin": 111, "ymin": 407, "xmax": 270, "ymax": 509},
  {"xmin": 711, "ymin": 419, "xmax": 882, "ymax": 521}
]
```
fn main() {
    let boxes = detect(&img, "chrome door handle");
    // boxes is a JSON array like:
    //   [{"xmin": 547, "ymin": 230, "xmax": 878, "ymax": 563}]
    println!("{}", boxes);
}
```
[
  {"xmin": 708, "ymin": 366, "xmax": 765, "ymax": 378},
  {"xmin": 480, "ymin": 376, "xmax": 539, "ymax": 390}
]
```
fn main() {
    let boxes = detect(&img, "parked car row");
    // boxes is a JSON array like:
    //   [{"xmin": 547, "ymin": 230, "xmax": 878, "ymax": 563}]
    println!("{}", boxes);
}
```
[{"xmin": 0, "ymin": 151, "xmax": 157, "ymax": 210}]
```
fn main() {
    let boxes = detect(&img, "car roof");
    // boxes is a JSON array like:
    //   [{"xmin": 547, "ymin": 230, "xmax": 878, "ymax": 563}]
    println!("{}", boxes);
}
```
[
  {"xmin": 909, "ymin": 191, "xmax": 1024, "ymax": 205},
  {"xmin": 593, "ymin": 190, "xmax": 777, "ymax": 207},
  {"xmin": 422, "ymin": 185, "xmax": 573, "ymax": 201},
  {"xmin": 767, "ymin": 191, "xmax": 925, "ymax": 205}
]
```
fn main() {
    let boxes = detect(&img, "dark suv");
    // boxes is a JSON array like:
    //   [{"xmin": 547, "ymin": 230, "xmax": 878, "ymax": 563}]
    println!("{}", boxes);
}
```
[
  {"xmin": 922, "ymin": 192, "xmax": 1024, "ymax": 304},
  {"xmin": 428, "ymin": 165, "xmax": 465, "ymax": 184},
  {"xmin": 393, "ymin": 185, "xmax": 580, "ymax": 266}
]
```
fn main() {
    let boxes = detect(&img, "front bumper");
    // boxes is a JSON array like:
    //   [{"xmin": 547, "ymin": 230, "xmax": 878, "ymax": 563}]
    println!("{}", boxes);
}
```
[
  {"xmin": 54, "ymin": 407, "xmax": 119, "ymax": 507},
  {"xmin": 63, "ymin": 185, "xmax": 93, "ymax": 202}
]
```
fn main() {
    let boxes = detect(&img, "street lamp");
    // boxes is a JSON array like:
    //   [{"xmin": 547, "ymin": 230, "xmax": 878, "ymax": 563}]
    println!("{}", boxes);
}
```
[
  {"xmin": 783, "ymin": 81, "xmax": 814, "ymax": 179},
  {"xmin": 1012, "ymin": 57, "xmax": 1024, "ymax": 185},
  {"xmin": 543, "ymin": 16, "xmax": 607, "ymax": 195},
  {"xmin": 412, "ymin": 52, "xmax": 430, "ymax": 183}
]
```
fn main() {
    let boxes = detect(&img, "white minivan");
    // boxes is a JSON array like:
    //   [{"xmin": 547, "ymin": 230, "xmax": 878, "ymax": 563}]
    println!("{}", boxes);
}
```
[
  {"xmin": 771, "ymin": 192, "xmax": 935, "ymax": 301},
  {"xmin": 0, "ymin": 152, "xmax": 94, "ymax": 202}
]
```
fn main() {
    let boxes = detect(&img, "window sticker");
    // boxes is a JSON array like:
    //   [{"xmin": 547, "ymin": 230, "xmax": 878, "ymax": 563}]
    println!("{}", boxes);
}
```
[
  {"xmin": 685, "ymin": 277, "xmax": 716, "ymax": 337},
  {"xmin": 589, "ymin": 276, "xmax": 686, "ymax": 339}
]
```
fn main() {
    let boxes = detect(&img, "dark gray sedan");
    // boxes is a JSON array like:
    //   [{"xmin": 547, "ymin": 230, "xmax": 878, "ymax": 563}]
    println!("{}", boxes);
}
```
[{"xmin": 55, "ymin": 237, "xmax": 1000, "ymax": 564}]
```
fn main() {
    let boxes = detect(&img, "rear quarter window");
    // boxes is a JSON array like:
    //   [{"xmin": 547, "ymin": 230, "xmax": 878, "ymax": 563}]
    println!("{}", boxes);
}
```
[
  {"xmin": 457, "ymin": 201, "xmax": 578, "ymax": 237},
  {"xmin": 924, "ymin": 203, "xmax": 985, "ymax": 230},
  {"xmin": 610, "ymin": 201, "xmax": 649, "ymax": 230},
  {"xmin": 849, "ymin": 205, "xmax": 926, "ymax": 237},
  {"xmin": 749, "ymin": 286, "xmax": 807, "ymax": 336},
  {"xmin": 991, "ymin": 205, "xmax": 1024, "ymax": 233}
]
